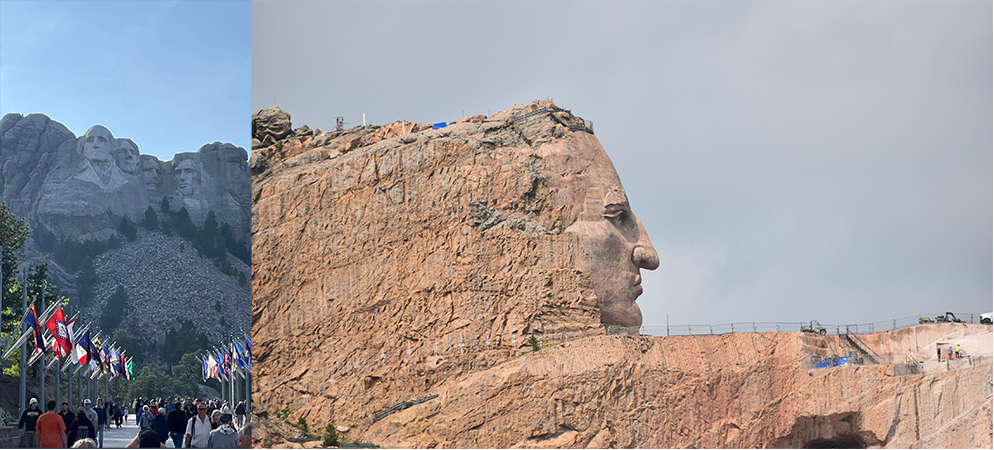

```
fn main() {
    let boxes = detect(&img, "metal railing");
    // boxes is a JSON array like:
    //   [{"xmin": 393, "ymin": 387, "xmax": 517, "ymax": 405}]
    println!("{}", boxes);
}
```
[{"xmin": 640, "ymin": 312, "xmax": 990, "ymax": 337}]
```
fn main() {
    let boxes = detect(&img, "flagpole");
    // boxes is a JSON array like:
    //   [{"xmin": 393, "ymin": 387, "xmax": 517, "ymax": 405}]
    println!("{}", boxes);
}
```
[
  {"xmin": 38, "ymin": 281, "xmax": 46, "ymax": 406},
  {"xmin": 67, "ymin": 358, "xmax": 73, "ymax": 412},
  {"xmin": 19, "ymin": 269, "xmax": 27, "ymax": 416}
]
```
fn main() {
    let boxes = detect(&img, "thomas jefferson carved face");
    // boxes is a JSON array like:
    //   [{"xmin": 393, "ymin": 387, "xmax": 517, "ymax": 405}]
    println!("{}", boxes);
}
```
[
  {"xmin": 114, "ymin": 140, "xmax": 139, "ymax": 175},
  {"xmin": 82, "ymin": 125, "xmax": 113, "ymax": 165},
  {"xmin": 562, "ymin": 142, "xmax": 658, "ymax": 328},
  {"xmin": 175, "ymin": 159, "xmax": 201, "ymax": 197}
]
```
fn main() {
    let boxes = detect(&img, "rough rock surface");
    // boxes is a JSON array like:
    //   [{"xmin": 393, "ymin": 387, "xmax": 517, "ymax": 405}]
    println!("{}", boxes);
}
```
[
  {"xmin": 87, "ymin": 230, "xmax": 251, "ymax": 351},
  {"xmin": 357, "ymin": 324, "xmax": 992, "ymax": 449},
  {"xmin": 0, "ymin": 112, "xmax": 250, "ymax": 347},
  {"xmin": 252, "ymin": 101, "xmax": 619, "ymax": 433},
  {"xmin": 0, "ymin": 113, "xmax": 251, "ymax": 243},
  {"xmin": 250, "ymin": 101, "xmax": 991, "ymax": 448},
  {"xmin": 252, "ymin": 107, "xmax": 293, "ymax": 147}
]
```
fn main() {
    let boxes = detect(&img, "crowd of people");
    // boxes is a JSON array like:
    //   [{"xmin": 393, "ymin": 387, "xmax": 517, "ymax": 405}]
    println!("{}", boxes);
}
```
[{"xmin": 16, "ymin": 396, "xmax": 251, "ymax": 448}]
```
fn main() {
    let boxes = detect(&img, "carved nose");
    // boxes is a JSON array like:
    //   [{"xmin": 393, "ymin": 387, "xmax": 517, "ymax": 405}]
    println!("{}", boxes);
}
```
[
  {"xmin": 631, "ymin": 213, "xmax": 659, "ymax": 270},
  {"xmin": 633, "ymin": 245, "xmax": 659, "ymax": 270}
]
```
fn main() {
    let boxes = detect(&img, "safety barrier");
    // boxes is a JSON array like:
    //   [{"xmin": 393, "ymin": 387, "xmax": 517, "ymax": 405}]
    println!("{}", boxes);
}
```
[
  {"xmin": 0, "ymin": 427, "xmax": 17, "ymax": 448},
  {"xmin": 640, "ymin": 312, "xmax": 990, "ymax": 337}
]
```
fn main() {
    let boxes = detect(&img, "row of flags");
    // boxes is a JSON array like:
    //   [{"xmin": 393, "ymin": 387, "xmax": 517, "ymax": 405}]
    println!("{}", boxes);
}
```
[
  {"xmin": 200, "ymin": 335, "xmax": 252, "ymax": 382},
  {"xmin": 5, "ymin": 301, "xmax": 135, "ymax": 380}
]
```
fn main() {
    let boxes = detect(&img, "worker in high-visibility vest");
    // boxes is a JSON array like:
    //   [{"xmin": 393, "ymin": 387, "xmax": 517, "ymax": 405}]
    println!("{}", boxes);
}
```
[{"xmin": 955, "ymin": 344, "xmax": 961, "ymax": 359}]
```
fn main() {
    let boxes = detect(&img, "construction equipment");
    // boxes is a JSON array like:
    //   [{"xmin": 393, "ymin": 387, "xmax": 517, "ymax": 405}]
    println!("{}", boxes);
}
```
[
  {"xmin": 981, "ymin": 313, "xmax": 992, "ymax": 325},
  {"xmin": 935, "ymin": 312, "xmax": 963, "ymax": 323},
  {"xmin": 918, "ymin": 316, "xmax": 935, "ymax": 324},
  {"xmin": 801, "ymin": 320, "xmax": 827, "ymax": 335}
]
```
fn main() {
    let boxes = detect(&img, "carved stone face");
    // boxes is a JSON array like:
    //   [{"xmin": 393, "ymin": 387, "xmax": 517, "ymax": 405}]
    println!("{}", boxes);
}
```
[
  {"xmin": 82, "ymin": 125, "xmax": 113, "ymax": 165},
  {"xmin": 564, "ymin": 145, "xmax": 659, "ymax": 328},
  {"xmin": 176, "ymin": 159, "xmax": 200, "ymax": 197},
  {"xmin": 114, "ymin": 141, "xmax": 139, "ymax": 175},
  {"xmin": 140, "ymin": 156, "xmax": 160, "ymax": 192}
]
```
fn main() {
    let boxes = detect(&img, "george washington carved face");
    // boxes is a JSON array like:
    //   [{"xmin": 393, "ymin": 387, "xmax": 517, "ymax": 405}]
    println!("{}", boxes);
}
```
[{"xmin": 82, "ymin": 125, "xmax": 114, "ymax": 166}]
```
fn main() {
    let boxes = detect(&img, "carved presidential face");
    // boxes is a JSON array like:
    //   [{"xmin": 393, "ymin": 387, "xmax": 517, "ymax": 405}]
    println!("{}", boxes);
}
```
[
  {"xmin": 140, "ymin": 156, "xmax": 160, "ymax": 191},
  {"xmin": 113, "ymin": 141, "xmax": 139, "ymax": 175},
  {"xmin": 82, "ymin": 125, "xmax": 114, "ymax": 165},
  {"xmin": 176, "ymin": 159, "xmax": 200, "ymax": 196},
  {"xmin": 563, "ymin": 144, "xmax": 658, "ymax": 328}
]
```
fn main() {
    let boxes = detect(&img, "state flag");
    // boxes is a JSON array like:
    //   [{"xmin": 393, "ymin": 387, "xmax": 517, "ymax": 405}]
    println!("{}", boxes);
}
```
[
  {"xmin": 75, "ymin": 330, "xmax": 91, "ymax": 365},
  {"xmin": 24, "ymin": 304, "xmax": 45, "ymax": 354},
  {"xmin": 45, "ymin": 306, "xmax": 72, "ymax": 358}
]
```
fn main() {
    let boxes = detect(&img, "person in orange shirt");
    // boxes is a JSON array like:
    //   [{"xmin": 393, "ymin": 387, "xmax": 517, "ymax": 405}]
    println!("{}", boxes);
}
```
[{"xmin": 36, "ymin": 399, "xmax": 68, "ymax": 448}]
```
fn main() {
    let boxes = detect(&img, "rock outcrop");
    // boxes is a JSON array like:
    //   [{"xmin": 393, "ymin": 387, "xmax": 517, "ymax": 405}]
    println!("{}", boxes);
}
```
[
  {"xmin": 87, "ymin": 230, "xmax": 251, "ymax": 350},
  {"xmin": 250, "ymin": 101, "xmax": 991, "ymax": 448},
  {"xmin": 252, "ymin": 101, "xmax": 618, "ymax": 432},
  {"xmin": 0, "ymin": 112, "xmax": 251, "ymax": 350},
  {"xmin": 252, "ymin": 106, "xmax": 293, "ymax": 148},
  {"xmin": 357, "ymin": 324, "xmax": 992, "ymax": 449},
  {"xmin": 0, "ymin": 113, "xmax": 251, "ymax": 243}
]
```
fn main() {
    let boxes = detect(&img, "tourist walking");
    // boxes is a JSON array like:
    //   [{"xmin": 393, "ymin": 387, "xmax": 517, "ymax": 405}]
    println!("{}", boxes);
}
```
[
  {"xmin": 167, "ymin": 400, "xmax": 189, "ymax": 449},
  {"xmin": 207, "ymin": 412, "xmax": 239, "ymax": 448},
  {"xmin": 68, "ymin": 408, "xmax": 96, "ymax": 447},
  {"xmin": 94, "ymin": 398, "xmax": 107, "ymax": 448},
  {"xmin": 37, "ymin": 400, "xmax": 68, "ymax": 448},
  {"xmin": 186, "ymin": 402, "xmax": 212, "ymax": 448},
  {"xmin": 18, "ymin": 397, "xmax": 42, "ymax": 448}
]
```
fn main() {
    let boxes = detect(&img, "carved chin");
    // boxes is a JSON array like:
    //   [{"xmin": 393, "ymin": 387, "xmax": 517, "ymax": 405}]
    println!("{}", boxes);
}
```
[{"xmin": 600, "ymin": 300, "xmax": 643, "ymax": 327}]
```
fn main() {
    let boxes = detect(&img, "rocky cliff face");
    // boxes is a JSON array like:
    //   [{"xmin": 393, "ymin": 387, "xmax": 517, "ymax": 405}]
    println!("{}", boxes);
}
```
[
  {"xmin": 0, "ymin": 113, "xmax": 251, "ymax": 243},
  {"xmin": 254, "ymin": 324, "xmax": 991, "ymax": 449},
  {"xmin": 250, "ymin": 102, "xmax": 991, "ymax": 448},
  {"xmin": 252, "ymin": 101, "xmax": 615, "ymax": 431},
  {"xmin": 355, "ymin": 324, "xmax": 991, "ymax": 449},
  {"xmin": 0, "ymin": 112, "xmax": 251, "ymax": 348}
]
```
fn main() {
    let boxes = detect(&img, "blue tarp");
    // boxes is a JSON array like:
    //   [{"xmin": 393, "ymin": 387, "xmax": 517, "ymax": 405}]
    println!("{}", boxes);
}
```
[{"xmin": 433, "ymin": 122, "xmax": 447, "ymax": 129}]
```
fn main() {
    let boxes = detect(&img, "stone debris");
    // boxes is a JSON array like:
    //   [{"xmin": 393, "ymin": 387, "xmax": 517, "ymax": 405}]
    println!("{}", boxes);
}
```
[{"xmin": 82, "ymin": 229, "xmax": 250, "ymax": 357}]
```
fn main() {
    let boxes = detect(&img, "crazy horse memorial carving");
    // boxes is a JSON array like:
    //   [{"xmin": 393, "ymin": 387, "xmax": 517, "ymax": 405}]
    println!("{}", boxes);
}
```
[{"xmin": 251, "ymin": 99, "xmax": 659, "ymax": 441}]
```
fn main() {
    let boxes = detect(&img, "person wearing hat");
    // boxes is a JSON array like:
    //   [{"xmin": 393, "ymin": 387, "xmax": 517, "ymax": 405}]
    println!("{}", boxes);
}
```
[
  {"xmin": 17, "ymin": 397, "xmax": 43, "ymax": 447},
  {"xmin": 206, "ymin": 410, "xmax": 238, "ymax": 448},
  {"xmin": 82, "ymin": 399, "xmax": 99, "ymax": 431}
]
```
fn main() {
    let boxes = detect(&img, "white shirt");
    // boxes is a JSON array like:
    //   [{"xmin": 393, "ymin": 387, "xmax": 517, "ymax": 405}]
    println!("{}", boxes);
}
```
[{"xmin": 185, "ymin": 415, "xmax": 212, "ymax": 448}]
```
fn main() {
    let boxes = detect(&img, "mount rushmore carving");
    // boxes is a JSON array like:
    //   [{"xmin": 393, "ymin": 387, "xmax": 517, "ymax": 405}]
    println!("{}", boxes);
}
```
[{"xmin": 0, "ymin": 113, "xmax": 250, "ymax": 244}]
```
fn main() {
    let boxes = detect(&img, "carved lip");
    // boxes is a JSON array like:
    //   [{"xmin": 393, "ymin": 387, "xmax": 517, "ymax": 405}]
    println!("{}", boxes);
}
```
[{"xmin": 634, "ymin": 273, "xmax": 642, "ymax": 286}]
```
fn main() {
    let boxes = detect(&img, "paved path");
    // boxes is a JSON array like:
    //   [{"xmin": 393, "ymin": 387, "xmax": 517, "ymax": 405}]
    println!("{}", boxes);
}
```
[{"xmin": 99, "ymin": 418, "xmax": 185, "ymax": 449}]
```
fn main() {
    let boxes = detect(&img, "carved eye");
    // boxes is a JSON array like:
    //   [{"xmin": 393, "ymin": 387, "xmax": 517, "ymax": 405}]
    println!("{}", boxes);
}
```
[{"xmin": 603, "ymin": 207, "xmax": 629, "ymax": 221}]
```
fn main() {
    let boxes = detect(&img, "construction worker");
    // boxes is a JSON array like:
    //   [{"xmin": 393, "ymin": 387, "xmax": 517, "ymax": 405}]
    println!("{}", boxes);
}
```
[
  {"xmin": 955, "ymin": 344, "xmax": 961, "ymax": 359},
  {"xmin": 937, "ymin": 345, "xmax": 941, "ymax": 361},
  {"xmin": 948, "ymin": 346, "xmax": 953, "ymax": 361}
]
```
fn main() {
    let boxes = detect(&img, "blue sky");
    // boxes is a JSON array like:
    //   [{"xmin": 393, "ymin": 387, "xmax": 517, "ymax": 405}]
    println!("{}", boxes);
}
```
[{"xmin": 0, "ymin": 0, "xmax": 250, "ymax": 161}]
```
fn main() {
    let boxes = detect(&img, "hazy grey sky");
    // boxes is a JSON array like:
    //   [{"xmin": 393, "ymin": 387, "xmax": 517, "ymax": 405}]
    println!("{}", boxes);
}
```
[{"xmin": 253, "ymin": 1, "xmax": 992, "ymax": 331}]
